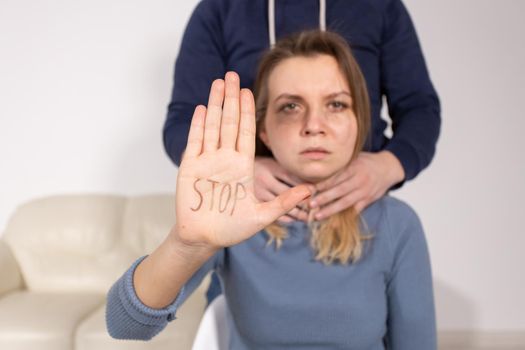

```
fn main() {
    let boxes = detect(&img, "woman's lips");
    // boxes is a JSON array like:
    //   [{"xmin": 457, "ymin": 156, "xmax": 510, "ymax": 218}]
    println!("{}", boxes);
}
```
[{"xmin": 300, "ymin": 148, "xmax": 330, "ymax": 160}]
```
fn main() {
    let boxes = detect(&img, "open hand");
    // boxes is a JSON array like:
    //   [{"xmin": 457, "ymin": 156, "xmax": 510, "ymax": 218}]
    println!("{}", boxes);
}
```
[{"xmin": 174, "ymin": 72, "xmax": 311, "ymax": 248}]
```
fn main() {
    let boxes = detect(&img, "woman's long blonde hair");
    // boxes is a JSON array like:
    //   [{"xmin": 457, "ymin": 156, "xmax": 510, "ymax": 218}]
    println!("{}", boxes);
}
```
[{"xmin": 253, "ymin": 30, "xmax": 372, "ymax": 264}]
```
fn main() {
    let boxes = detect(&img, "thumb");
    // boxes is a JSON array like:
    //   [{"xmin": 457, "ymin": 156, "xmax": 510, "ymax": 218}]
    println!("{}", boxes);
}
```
[{"xmin": 257, "ymin": 184, "xmax": 312, "ymax": 224}]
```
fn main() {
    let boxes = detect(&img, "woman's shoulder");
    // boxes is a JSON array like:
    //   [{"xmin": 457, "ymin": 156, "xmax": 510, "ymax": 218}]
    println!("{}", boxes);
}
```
[
  {"xmin": 365, "ymin": 195, "xmax": 419, "ymax": 221},
  {"xmin": 363, "ymin": 195, "xmax": 424, "ymax": 244},
  {"xmin": 377, "ymin": 195, "xmax": 418, "ymax": 217}
]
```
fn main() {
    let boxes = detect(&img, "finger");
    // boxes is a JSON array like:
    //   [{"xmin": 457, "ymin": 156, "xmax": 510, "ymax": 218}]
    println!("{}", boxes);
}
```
[
  {"xmin": 314, "ymin": 190, "xmax": 364, "ymax": 221},
  {"xmin": 257, "ymin": 184, "xmax": 312, "ymax": 225},
  {"xmin": 315, "ymin": 165, "xmax": 356, "ymax": 192},
  {"xmin": 354, "ymin": 200, "xmax": 369, "ymax": 214},
  {"xmin": 273, "ymin": 168, "xmax": 304, "ymax": 187},
  {"xmin": 254, "ymin": 177, "xmax": 292, "ymax": 204},
  {"xmin": 254, "ymin": 188, "xmax": 276, "ymax": 203},
  {"xmin": 297, "ymin": 197, "xmax": 310, "ymax": 212},
  {"xmin": 237, "ymin": 88, "xmax": 256, "ymax": 157},
  {"xmin": 265, "ymin": 175, "xmax": 293, "ymax": 196},
  {"xmin": 183, "ymin": 105, "xmax": 207, "ymax": 159},
  {"xmin": 307, "ymin": 207, "xmax": 320, "ymax": 223},
  {"xmin": 254, "ymin": 157, "xmax": 304, "ymax": 187},
  {"xmin": 277, "ymin": 215, "xmax": 294, "ymax": 224},
  {"xmin": 220, "ymin": 72, "xmax": 240, "ymax": 150},
  {"xmin": 203, "ymin": 79, "xmax": 225, "ymax": 152},
  {"xmin": 288, "ymin": 207, "xmax": 308, "ymax": 221},
  {"xmin": 310, "ymin": 179, "xmax": 357, "ymax": 209}
]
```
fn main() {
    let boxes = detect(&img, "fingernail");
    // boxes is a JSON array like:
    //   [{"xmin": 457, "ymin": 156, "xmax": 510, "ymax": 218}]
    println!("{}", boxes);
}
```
[
  {"xmin": 315, "ymin": 213, "xmax": 323, "ymax": 220},
  {"xmin": 310, "ymin": 200, "xmax": 318, "ymax": 208}
]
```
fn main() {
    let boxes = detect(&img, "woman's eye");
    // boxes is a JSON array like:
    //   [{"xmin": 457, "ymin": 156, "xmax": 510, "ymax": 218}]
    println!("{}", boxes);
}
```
[
  {"xmin": 280, "ymin": 103, "xmax": 298, "ymax": 112},
  {"xmin": 328, "ymin": 101, "xmax": 348, "ymax": 111}
]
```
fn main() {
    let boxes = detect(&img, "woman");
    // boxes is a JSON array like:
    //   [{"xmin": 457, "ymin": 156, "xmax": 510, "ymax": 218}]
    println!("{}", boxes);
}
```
[{"xmin": 106, "ymin": 30, "xmax": 436, "ymax": 349}]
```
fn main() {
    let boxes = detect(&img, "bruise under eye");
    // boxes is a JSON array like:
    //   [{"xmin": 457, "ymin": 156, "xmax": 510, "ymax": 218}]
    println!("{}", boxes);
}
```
[{"xmin": 277, "ymin": 102, "xmax": 300, "ymax": 113}]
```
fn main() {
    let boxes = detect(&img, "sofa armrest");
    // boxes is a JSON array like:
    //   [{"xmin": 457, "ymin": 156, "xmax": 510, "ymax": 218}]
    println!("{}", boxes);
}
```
[{"xmin": 0, "ymin": 239, "xmax": 23, "ymax": 296}]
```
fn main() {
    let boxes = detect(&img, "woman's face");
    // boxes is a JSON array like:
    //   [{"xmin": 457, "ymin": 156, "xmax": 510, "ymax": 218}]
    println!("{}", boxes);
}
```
[{"xmin": 259, "ymin": 54, "xmax": 358, "ymax": 183}]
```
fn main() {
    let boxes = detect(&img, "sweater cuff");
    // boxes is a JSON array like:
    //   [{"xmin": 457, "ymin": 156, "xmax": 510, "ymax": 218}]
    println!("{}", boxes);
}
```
[
  {"xmin": 384, "ymin": 140, "xmax": 420, "ymax": 185},
  {"xmin": 118, "ymin": 256, "xmax": 186, "ymax": 325}
]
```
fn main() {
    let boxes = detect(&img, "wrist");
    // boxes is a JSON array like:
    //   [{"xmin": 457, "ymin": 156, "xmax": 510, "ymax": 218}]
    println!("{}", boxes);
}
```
[
  {"xmin": 168, "ymin": 226, "xmax": 218, "ymax": 262},
  {"xmin": 379, "ymin": 151, "xmax": 405, "ymax": 186}
]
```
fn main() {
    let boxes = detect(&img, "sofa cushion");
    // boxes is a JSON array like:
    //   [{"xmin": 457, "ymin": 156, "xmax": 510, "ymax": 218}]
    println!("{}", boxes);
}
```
[
  {"xmin": 121, "ymin": 194, "xmax": 176, "ymax": 255},
  {"xmin": 76, "ymin": 275, "xmax": 209, "ymax": 350},
  {"xmin": 0, "ymin": 240, "xmax": 24, "ymax": 296},
  {"xmin": 0, "ymin": 291, "xmax": 104, "ymax": 350},
  {"xmin": 3, "ymin": 195, "xmax": 137, "ymax": 293}
]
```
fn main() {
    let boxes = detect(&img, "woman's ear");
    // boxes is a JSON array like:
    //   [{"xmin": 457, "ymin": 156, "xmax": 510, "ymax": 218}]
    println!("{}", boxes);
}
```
[{"xmin": 258, "ymin": 129, "xmax": 271, "ymax": 150}]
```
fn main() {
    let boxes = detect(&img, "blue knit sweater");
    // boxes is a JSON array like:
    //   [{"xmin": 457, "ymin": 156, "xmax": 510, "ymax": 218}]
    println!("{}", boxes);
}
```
[
  {"xmin": 106, "ymin": 196, "xmax": 436, "ymax": 349},
  {"xmin": 163, "ymin": 0, "xmax": 441, "ymax": 182}
]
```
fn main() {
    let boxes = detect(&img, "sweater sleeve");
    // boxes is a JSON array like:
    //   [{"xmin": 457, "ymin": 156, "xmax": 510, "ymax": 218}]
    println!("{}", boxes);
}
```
[
  {"xmin": 384, "ymin": 200, "xmax": 437, "ymax": 350},
  {"xmin": 380, "ymin": 0, "xmax": 441, "ymax": 182},
  {"xmin": 163, "ymin": 0, "xmax": 227, "ymax": 166},
  {"xmin": 105, "ymin": 251, "xmax": 222, "ymax": 340}
]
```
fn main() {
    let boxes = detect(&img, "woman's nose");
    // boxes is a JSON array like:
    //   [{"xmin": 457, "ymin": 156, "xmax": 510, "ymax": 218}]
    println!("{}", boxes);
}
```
[{"xmin": 301, "ymin": 111, "xmax": 326, "ymax": 136}]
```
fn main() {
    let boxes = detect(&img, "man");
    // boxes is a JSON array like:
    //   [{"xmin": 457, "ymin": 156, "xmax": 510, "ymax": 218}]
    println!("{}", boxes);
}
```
[{"xmin": 163, "ymin": 0, "xmax": 440, "ymax": 302}]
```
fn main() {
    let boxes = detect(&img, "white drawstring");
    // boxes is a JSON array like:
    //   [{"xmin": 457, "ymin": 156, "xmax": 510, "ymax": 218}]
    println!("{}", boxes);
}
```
[
  {"xmin": 268, "ymin": 0, "xmax": 276, "ymax": 47},
  {"xmin": 319, "ymin": 0, "xmax": 326, "ymax": 31},
  {"xmin": 268, "ymin": 0, "xmax": 326, "ymax": 47}
]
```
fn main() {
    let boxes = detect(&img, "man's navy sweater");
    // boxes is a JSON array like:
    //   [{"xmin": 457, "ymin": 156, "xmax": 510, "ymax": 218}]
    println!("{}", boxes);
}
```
[{"xmin": 163, "ymin": 0, "xmax": 440, "ymax": 182}]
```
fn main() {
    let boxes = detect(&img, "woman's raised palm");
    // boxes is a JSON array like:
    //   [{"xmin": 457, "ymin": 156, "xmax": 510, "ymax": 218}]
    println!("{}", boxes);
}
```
[{"xmin": 175, "ymin": 72, "xmax": 310, "ymax": 248}]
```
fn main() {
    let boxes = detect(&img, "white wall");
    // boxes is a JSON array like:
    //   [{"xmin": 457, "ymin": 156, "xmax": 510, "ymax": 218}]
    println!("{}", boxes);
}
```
[
  {"xmin": 399, "ymin": 0, "xmax": 525, "ymax": 332},
  {"xmin": 1, "ymin": 0, "xmax": 524, "ymax": 333},
  {"xmin": 0, "ymin": 0, "xmax": 197, "ymax": 213}
]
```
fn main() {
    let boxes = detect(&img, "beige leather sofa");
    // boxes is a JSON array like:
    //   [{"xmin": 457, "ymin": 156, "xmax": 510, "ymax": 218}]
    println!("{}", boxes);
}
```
[{"xmin": 0, "ymin": 194, "xmax": 209, "ymax": 350}]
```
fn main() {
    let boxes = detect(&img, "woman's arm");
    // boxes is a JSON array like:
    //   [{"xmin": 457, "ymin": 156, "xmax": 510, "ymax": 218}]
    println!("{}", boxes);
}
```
[
  {"xmin": 133, "ymin": 230, "xmax": 217, "ymax": 309},
  {"xmin": 106, "ymin": 72, "xmax": 311, "ymax": 340},
  {"xmin": 105, "ymin": 248, "xmax": 219, "ymax": 340},
  {"xmin": 385, "ymin": 200, "xmax": 437, "ymax": 349}
]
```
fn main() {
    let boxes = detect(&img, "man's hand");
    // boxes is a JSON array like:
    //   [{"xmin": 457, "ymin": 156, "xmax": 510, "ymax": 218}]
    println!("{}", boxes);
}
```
[{"xmin": 309, "ymin": 151, "xmax": 405, "ymax": 220}]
